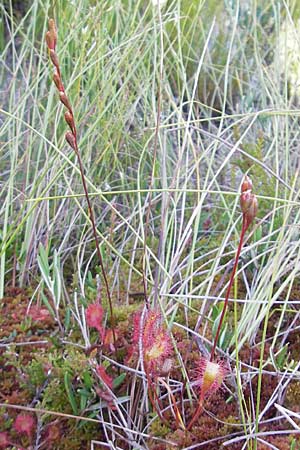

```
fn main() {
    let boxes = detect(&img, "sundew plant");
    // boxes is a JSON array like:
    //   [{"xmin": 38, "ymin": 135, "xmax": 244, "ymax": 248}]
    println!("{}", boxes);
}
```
[{"xmin": 1, "ymin": 1, "xmax": 300, "ymax": 449}]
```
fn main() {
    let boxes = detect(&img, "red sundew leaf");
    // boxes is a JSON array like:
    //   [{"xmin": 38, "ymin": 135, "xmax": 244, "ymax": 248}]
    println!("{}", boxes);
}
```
[
  {"xmin": 103, "ymin": 328, "xmax": 118, "ymax": 350},
  {"xmin": 194, "ymin": 358, "xmax": 227, "ymax": 401},
  {"xmin": 28, "ymin": 305, "xmax": 52, "ymax": 322},
  {"xmin": 129, "ymin": 308, "xmax": 173, "ymax": 377},
  {"xmin": 96, "ymin": 365, "xmax": 113, "ymax": 389},
  {"xmin": 0, "ymin": 432, "xmax": 10, "ymax": 448},
  {"xmin": 143, "ymin": 311, "xmax": 172, "ymax": 357},
  {"xmin": 45, "ymin": 422, "xmax": 60, "ymax": 443},
  {"xmin": 14, "ymin": 414, "xmax": 35, "ymax": 437},
  {"xmin": 132, "ymin": 311, "xmax": 142, "ymax": 346},
  {"xmin": 95, "ymin": 387, "xmax": 116, "ymax": 409},
  {"xmin": 86, "ymin": 303, "xmax": 104, "ymax": 334}
]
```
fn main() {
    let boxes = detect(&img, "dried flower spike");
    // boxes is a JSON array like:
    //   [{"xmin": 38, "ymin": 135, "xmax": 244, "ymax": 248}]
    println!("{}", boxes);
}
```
[
  {"xmin": 59, "ymin": 91, "xmax": 72, "ymax": 112},
  {"xmin": 49, "ymin": 49, "xmax": 59, "ymax": 68},
  {"xmin": 241, "ymin": 174, "xmax": 253, "ymax": 193},
  {"xmin": 46, "ymin": 17, "xmax": 117, "ymax": 354},
  {"xmin": 65, "ymin": 111, "xmax": 75, "ymax": 133},
  {"xmin": 48, "ymin": 18, "xmax": 57, "ymax": 49},
  {"xmin": 45, "ymin": 31, "xmax": 55, "ymax": 50},
  {"xmin": 53, "ymin": 70, "xmax": 62, "ymax": 90},
  {"xmin": 210, "ymin": 175, "xmax": 258, "ymax": 362}
]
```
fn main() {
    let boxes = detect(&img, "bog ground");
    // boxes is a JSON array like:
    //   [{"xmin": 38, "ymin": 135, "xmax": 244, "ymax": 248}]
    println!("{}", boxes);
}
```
[{"xmin": 0, "ymin": 1, "xmax": 300, "ymax": 449}]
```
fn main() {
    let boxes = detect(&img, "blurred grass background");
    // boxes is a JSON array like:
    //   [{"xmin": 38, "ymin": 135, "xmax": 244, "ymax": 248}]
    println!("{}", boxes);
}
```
[{"xmin": 1, "ymin": 0, "xmax": 300, "ymax": 323}]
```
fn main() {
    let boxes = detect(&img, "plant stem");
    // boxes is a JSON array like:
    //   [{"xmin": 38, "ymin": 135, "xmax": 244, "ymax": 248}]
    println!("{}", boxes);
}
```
[
  {"xmin": 73, "ymin": 141, "xmax": 117, "ymax": 349},
  {"xmin": 210, "ymin": 216, "xmax": 248, "ymax": 362},
  {"xmin": 146, "ymin": 371, "xmax": 169, "ymax": 428},
  {"xmin": 187, "ymin": 399, "xmax": 203, "ymax": 431}
]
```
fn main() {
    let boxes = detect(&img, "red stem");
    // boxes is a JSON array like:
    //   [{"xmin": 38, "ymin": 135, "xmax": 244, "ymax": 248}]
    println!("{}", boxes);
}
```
[
  {"xmin": 187, "ymin": 399, "xmax": 203, "ymax": 431},
  {"xmin": 73, "ymin": 140, "xmax": 117, "ymax": 349},
  {"xmin": 187, "ymin": 216, "xmax": 249, "ymax": 430},
  {"xmin": 210, "ymin": 216, "xmax": 248, "ymax": 362},
  {"xmin": 146, "ymin": 371, "xmax": 169, "ymax": 427}
]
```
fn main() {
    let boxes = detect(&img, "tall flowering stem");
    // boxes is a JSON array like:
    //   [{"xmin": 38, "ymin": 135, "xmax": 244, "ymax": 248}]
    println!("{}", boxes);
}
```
[
  {"xmin": 186, "ymin": 176, "xmax": 257, "ymax": 430},
  {"xmin": 45, "ymin": 19, "xmax": 116, "ymax": 349},
  {"xmin": 210, "ymin": 175, "xmax": 258, "ymax": 362}
]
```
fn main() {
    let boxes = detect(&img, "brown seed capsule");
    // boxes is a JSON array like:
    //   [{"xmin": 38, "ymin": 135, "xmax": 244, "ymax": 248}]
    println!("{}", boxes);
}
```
[
  {"xmin": 240, "ymin": 174, "xmax": 258, "ymax": 227},
  {"xmin": 49, "ymin": 49, "xmax": 59, "ymax": 68},
  {"xmin": 241, "ymin": 175, "xmax": 253, "ymax": 193},
  {"xmin": 53, "ymin": 70, "xmax": 62, "ymax": 90},
  {"xmin": 245, "ymin": 194, "xmax": 258, "ymax": 226},
  {"xmin": 65, "ymin": 131, "xmax": 76, "ymax": 150},
  {"xmin": 64, "ymin": 111, "xmax": 75, "ymax": 132},
  {"xmin": 48, "ymin": 19, "xmax": 57, "ymax": 49},
  {"xmin": 240, "ymin": 190, "xmax": 253, "ymax": 214},
  {"xmin": 59, "ymin": 91, "xmax": 72, "ymax": 112},
  {"xmin": 45, "ymin": 31, "xmax": 54, "ymax": 50}
]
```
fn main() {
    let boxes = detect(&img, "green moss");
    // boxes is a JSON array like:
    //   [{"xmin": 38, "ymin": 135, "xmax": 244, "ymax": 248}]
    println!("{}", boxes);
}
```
[
  {"xmin": 149, "ymin": 418, "xmax": 170, "ymax": 438},
  {"xmin": 25, "ymin": 359, "xmax": 47, "ymax": 388},
  {"xmin": 285, "ymin": 381, "xmax": 300, "ymax": 408},
  {"xmin": 42, "ymin": 378, "xmax": 72, "ymax": 413}
]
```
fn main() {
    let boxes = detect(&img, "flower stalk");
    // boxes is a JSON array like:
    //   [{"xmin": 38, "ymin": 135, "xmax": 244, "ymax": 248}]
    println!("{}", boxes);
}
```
[
  {"xmin": 187, "ymin": 176, "xmax": 257, "ymax": 430},
  {"xmin": 210, "ymin": 175, "xmax": 257, "ymax": 362},
  {"xmin": 45, "ymin": 19, "xmax": 117, "ymax": 349}
]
